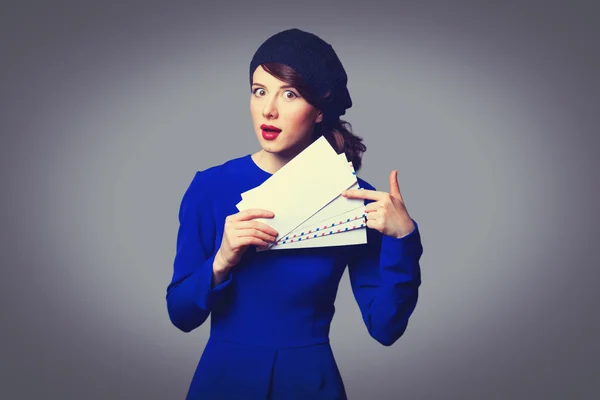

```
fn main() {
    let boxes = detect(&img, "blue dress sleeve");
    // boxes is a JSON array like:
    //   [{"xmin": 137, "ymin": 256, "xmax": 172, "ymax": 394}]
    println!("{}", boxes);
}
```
[
  {"xmin": 166, "ymin": 171, "xmax": 233, "ymax": 332},
  {"xmin": 347, "ymin": 213, "xmax": 423, "ymax": 346}
]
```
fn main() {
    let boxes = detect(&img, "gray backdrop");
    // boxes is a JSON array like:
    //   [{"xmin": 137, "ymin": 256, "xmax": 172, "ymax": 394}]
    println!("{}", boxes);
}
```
[{"xmin": 2, "ymin": 0, "xmax": 598, "ymax": 399}]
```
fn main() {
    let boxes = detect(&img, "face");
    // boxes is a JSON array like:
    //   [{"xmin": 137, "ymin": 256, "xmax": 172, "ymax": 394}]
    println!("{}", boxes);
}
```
[{"xmin": 250, "ymin": 65, "xmax": 323, "ymax": 157}]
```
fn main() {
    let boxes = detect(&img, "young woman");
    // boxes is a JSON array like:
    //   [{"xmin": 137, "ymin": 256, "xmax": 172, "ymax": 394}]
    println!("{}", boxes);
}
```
[{"xmin": 166, "ymin": 28, "xmax": 423, "ymax": 400}]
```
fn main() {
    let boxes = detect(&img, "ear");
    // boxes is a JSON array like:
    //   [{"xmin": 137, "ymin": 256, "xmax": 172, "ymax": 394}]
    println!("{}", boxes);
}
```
[{"xmin": 315, "ymin": 110, "xmax": 323, "ymax": 124}]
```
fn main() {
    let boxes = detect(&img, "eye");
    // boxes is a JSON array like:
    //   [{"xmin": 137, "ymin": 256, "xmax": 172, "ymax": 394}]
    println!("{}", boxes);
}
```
[
  {"xmin": 251, "ymin": 87, "xmax": 299, "ymax": 99},
  {"xmin": 283, "ymin": 90, "xmax": 298, "ymax": 99}
]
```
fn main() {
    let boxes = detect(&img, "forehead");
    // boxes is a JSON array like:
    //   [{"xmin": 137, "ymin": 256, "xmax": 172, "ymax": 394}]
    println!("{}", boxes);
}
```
[{"xmin": 251, "ymin": 65, "xmax": 288, "ymax": 87}]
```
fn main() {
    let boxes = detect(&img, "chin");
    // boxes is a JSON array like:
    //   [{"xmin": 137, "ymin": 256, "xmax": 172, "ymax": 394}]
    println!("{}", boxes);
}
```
[
  {"xmin": 257, "ymin": 141, "xmax": 287, "ymax": 155},
  {"xmin": 261, "ymin": 144, "xmax": 287, "ymax": 155}
]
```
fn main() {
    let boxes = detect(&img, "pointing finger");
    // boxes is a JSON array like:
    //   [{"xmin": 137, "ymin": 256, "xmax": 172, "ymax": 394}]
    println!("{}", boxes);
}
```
[{"xmin": 342, "ymin": 189, "xmax": 386, "ymax": 201}]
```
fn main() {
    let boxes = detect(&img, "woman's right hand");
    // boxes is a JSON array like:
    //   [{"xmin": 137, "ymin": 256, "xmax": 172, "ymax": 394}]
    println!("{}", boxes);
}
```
[{"xmin": 214, "ymin": 209, "xmax": 278, "ymax": 273}]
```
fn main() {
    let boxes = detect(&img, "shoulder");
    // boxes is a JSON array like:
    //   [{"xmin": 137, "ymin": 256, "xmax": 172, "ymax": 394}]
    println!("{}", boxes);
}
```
[
  {"xmin": 179, "ymin": 155, "xmax": 245, "ymax": 213},
  {"xmin": 188, "ymin": 154, "xmax": 248, "ymax": 191},
  {"xmin": 178, "ymin": 156, "xmax": 244, "ymax": 220}
]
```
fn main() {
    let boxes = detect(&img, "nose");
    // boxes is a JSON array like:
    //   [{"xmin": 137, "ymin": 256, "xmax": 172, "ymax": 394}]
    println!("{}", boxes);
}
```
[{"xmin": 262, "ymin": 96, "xmax": 278, "ymax": 119}]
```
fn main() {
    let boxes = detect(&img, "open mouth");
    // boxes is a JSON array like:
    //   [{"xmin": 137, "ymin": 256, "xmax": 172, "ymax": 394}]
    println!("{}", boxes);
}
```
[
  {"xmin": 261, "ymin": 124, "xmax": 282, "ymax": 133},
  {"xmin": 261, "ymin": 124, "xmax": 281, "ymax": 140}
]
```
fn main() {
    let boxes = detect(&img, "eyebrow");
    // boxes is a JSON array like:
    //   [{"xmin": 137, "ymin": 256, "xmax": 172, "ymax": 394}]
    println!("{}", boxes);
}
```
[{"xmin": 252, "ymin": 82, "xmax": 296, "ymax": 90}]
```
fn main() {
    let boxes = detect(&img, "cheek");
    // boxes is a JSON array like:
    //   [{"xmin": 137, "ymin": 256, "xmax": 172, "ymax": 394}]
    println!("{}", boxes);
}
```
[{"xmin": 286, "ymin": 106, "xmax": 314, "ymax": 126}]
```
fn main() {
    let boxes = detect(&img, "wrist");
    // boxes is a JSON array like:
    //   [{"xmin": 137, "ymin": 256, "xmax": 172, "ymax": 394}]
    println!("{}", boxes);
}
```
[
  {"xmin": 213, "ymin": 250, "xmax": 231, "ymax": 274},
  {"xmin": 393, "ymin": 218, "xmax": 416, "ymax": 239},
  {"xmin": 211, "ymin": 252, "xmax": 231, "ymax": 289}
]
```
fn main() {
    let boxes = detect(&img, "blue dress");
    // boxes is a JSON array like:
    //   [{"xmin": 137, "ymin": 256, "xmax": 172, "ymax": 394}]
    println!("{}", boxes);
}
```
[{"xmin": 166, "ymin": 154, "xmax": 423, "ymax": 399}]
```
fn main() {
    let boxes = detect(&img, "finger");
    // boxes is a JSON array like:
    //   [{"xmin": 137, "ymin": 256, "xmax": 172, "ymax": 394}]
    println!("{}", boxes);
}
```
[
  {"xmin": 236, "ymin": 228, "xmax": 278, "ymax": 243},
  {"xmin": 389, "ymin": 170, "xmax": 404, "ymax": 203},
  {"xmin": 364, "ymin": 210, "xmax": 380, "ymax": 221},
  {"xmin": 235, "ymin": 220, "xmax": 278, "ymax": 237},
  {"xmin": 364, "ymin": 202, "xmax": 380, "ymax": 213},
  {"xmin": 231, "ymin": 209, "xmax": 275, "ymax": 222},
  {"xmin": 236, "ymin": 236, "xmax": 270, "ymax": 248},
  {"xmin": 342, "ymin": 189, "xmax": 387, "ymax": 201},
  {"xmin": 365, "ymin": 219, "xmax": 380, "ymax": 230}
]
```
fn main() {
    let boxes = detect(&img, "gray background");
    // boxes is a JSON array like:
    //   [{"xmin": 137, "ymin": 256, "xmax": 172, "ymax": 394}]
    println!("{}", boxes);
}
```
[{"xmin": 2, "ymin": 0, "xmax": 598, "ymax": 399}]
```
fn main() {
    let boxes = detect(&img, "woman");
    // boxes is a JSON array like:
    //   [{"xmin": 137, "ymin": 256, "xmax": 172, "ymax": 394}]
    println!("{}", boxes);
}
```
[{"xmin": 166, "ymin": 28, "xmax": 423, "ymax": 399}]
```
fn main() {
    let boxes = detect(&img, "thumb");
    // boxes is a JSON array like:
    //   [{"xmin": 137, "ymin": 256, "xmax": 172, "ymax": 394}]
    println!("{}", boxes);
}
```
[{"xmin": 389, "ymin": 170, "xmax": 403, "ymax": 201}]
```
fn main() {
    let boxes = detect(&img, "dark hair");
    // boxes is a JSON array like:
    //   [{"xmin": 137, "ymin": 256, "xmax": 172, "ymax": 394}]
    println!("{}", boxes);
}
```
[{"xmin": 257, "ymin": 63, "xmax": 367, "ymax": 172}]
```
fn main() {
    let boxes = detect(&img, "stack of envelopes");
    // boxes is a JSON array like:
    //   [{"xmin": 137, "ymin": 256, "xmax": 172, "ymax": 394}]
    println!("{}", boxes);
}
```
[{"xmin": 236, "ymin": 136, "xmax": 368, "ymax": 251}]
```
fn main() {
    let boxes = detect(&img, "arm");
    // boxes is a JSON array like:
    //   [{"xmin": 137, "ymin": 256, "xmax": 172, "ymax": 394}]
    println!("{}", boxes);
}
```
[
  {"xmin": 166, "ymin": 171, "xmax": 233, "ymax": 332},
  {"xmin": 348, "ymin": 215, "xmax": 423, "ymax": 346}
]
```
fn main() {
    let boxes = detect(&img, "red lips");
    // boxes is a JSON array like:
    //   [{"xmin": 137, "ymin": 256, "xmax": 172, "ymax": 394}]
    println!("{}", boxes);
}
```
[{"xmin": 261, "ymin": 124, "xmax": 281, "ymax": 132}]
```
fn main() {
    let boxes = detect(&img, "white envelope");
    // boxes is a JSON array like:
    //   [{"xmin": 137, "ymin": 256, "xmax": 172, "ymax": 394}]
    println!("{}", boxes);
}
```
[
  {"xmin": 240, "ymin": 137, "xmax": 345, "ymax": 206},
  {"xmin": 289, "ymin": 180, "xmax": 362, "ymax": 231},
  {"xmin": 268, "ymin": 226, "xmax": 367, "ymax": 250},
  {"xmin": 239, "ymin": 152, "xmax": 352, "ymax": 204},
  {"xmin": 238, "ymin": 153, "xmax": 364, "ymax": 235},
  {"xmin": 236, "ymin": 136, "xmax": 357, "ymax": 246},
  {"xmin": 282, "ymin": 204, "xmax": 367, "ymax": 240},
  {"xmin": 266, "ymin": 206, "xmax": 367, "ymax": 251}
]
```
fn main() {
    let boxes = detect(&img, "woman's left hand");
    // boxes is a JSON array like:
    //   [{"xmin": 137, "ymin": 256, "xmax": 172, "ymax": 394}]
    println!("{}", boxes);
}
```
[{"xmin": 342, "ymin": 170, "xmax": 415, "ymax": 239}]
